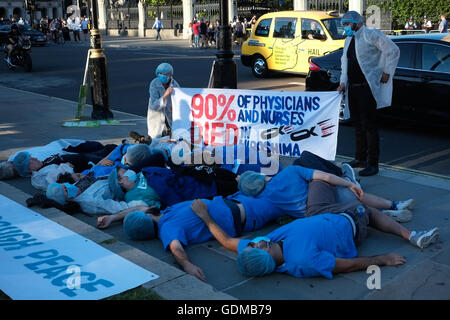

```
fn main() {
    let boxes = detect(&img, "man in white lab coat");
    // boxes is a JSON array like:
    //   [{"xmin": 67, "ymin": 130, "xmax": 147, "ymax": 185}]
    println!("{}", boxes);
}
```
[{"xmin": 337, "ymin": 11, "xmax": 400, "ymax": 176}]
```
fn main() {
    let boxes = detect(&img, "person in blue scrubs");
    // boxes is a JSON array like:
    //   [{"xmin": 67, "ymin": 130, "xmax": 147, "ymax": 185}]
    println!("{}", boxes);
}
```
[
  {"xmin": 96, "ymin": 191, "xmax": 285, "ymax": 282},
  {"xmin": 190, "ymin": 199, "xmax": 439, "ymax": 279}
]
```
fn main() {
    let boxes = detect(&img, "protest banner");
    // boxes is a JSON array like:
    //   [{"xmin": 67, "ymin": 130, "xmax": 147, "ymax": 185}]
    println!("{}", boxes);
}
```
[
  {"xmin": 171, "ymin": 88, "xmax": 340, "ymax": 162},
  {"xmin": 0, "ymin": 195, "xmax": 158, "ymax": 300}
]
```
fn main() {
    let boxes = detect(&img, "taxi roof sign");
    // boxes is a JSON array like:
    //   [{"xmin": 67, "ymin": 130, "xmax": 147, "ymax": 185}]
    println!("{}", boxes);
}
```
[{"xmin": 327, "ymin": 11, "xmax": 340, "ymax": 17}]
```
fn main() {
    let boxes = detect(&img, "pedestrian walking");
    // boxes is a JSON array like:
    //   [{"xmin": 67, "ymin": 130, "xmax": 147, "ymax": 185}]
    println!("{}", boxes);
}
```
[
  {"xmin": 152, "ymin": 17, "xmax": 163, "ymax": 40},
  {"xmin": 337, "ymin": 11, "xmax": 400, "ymax": 176},
  {"xmin": 81, "ymin": 16, "xmax": 89, "ymax": 40},
  {"xmin": 193, "ymin": 19, "xmax": 201, "ymax": 48}
]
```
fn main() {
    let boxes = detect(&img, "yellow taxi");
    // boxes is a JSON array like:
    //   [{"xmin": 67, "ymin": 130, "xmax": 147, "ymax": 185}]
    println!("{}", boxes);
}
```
[{"xmin": 241, "ymin": 10, "xmax": 346, "ymax": 77}]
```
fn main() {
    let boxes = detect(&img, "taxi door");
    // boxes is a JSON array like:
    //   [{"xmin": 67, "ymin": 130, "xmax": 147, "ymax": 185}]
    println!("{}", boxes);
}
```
[
  {"xmin": 266, "ymin": 17, "xmax": 301, "ymax": 73},
  {"xmin": 297, "ymin": 18, "xmax": 328, "ymax": 74}
]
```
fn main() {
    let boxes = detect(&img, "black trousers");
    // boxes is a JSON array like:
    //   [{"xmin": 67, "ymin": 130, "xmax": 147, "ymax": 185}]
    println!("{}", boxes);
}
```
[
  {"xmin": 348, "ymin": 83, "xmax": 379, "ymax": 166},
  {"xmin": 293, "ymin": 150, "xmax": 342, "ymax": 177}
]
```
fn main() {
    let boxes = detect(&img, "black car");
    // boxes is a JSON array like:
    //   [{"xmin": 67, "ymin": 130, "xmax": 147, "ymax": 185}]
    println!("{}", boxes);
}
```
[
  {"xmin": 306, "ymin": 33, "xmax": 450, "ymax": 122},
  {"xmin": 0, "ymin": 24, "xmax": 46, "ymax": 46}
]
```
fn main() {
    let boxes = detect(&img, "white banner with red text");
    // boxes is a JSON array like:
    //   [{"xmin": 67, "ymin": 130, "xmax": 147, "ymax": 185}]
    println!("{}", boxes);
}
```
[{"xmin": 171, "ymin": 88, "xmax": 340, "ymax": 161}]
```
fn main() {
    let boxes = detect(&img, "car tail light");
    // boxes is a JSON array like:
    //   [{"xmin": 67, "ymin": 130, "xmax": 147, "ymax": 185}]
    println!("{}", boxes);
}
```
[{"xmin": 309, "ymin": 61, "xmax": 321, "ymax": 71}]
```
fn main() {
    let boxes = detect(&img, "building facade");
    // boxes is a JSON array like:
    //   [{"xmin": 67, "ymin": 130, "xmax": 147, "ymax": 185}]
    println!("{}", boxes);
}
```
[{"xmin": 0, "ymin": 0, "xmax": 87, "ymax": 22}]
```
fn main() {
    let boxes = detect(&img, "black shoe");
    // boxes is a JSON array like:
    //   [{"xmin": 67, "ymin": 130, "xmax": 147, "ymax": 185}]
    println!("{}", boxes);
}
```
[
  {"xmin": 129, "ymin": 131, "xmax": 152, "ymax": 145},
  {"xmin": 347, "ymin": 159, "xmax": 366, "ymax": 168},
  {"xmin": 359, "ymin": 165, "xmax": 379, "ymax": 176}
]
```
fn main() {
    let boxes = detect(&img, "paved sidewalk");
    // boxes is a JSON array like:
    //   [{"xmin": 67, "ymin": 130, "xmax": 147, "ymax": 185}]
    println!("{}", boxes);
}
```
[{"xmin": 0, "ymin": 85, "xmax": 449, "ymax": 300}]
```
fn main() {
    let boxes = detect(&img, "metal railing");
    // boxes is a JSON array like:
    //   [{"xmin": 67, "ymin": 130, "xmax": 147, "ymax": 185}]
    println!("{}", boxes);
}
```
[
  {"xmin": 307, "ymin": 0, "xmax": 347, "ymax": 13},
  {"xmin": 146, "ymin": 4, "xmax": 183, "ymax": 29}
]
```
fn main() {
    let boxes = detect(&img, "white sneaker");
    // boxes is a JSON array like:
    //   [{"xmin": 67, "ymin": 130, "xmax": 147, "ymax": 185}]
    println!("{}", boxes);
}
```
[
  {"xmin": 395, "ymin": 199, "xmax": 415, "ymax": 211},
  {"xmin": 342, "ymin": 163, "xmax": 361, "ymax": 188},
  {"xmin": 382, "ymin": 209, "xmax": 413, "ymax": 223},
  {"xmin": 410, "ymin": 228, "xmax": 439, "ymax": 249}
]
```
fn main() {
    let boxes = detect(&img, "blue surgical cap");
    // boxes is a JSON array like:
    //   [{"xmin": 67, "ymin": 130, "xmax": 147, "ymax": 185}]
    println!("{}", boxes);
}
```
[
  {"xmin": 13, "ymin": 151, "xmax": 30, "ymax": 177},
  {"xmin": 238, "ymin": 171, "xmax": 266, "ymax": 197},
  {"xmin": 123, "ymin": 211, "xmax": 156, "ymax": 240},
  {"xmin": 237, "ymin": 248, "xmax": 276, "ymax": 277},
  {"xmin": 125, "ymin": 144, "xmax": 152, "ymax": 166},
  {"xmin": 108, "ymin": 168, "xmax": 125, "ymax": 201},
  {"xmin": 155, "ymin": 62, "xmax": 173, "ymax": 76},
  {"xmin": 342, "ymin": 11, "xmax": 364, "ymax": 24},
  {"xmin": 46, "ymin": 183, "xmax": 67, "ymax": 205}
]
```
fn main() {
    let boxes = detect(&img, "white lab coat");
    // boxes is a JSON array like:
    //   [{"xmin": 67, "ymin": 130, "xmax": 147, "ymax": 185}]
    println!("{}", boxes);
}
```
[
  {"xmin": 31, "ymin": 163, "xmax": 74, "ymax": 191},
  {"xmin": 8, "ymin": 139, "xmax": 85, "ymax": 162},
  {"xmin": 74, "ymin": 179, "xmax": 147, "ymax": 215},
  {"xmin": 340, "ymin": 26, "xmax": 400, "ymax": 118},
  {"xmin": 147, "ymin": 77, "xmax": 180, "ymax": 138}
]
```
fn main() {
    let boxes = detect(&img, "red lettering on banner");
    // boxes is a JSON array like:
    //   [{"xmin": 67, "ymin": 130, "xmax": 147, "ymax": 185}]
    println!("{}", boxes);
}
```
[
  {"xmin": 191, "ymin": 121, "xmax": 240, "ymax": 146},
  {"xmin": 210, "ymin": 122, "xmax": 224, "ymax": 145}
]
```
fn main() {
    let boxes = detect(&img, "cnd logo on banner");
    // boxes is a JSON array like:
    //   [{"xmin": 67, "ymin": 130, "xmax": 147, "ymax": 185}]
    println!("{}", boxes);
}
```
[{"xmin": 366, "ymin": 265, "xmax": 381, "ymax": 290}]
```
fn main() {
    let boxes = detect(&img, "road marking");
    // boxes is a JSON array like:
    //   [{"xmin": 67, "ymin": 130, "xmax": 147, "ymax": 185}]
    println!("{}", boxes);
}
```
[
  {"xmin": 337, "ymin": 154, "xmax": 450, "ymax": 181},
  {"xmin": 0, "ymin": 85, "xmax": 146, "ymax": 120},
  {"xmin": 132, "ymin": 51, "xmax": 189, "ymax": 57},
  {"xmin": 389, "ymin": 148, "xmax": 450, "ymax": 169}
]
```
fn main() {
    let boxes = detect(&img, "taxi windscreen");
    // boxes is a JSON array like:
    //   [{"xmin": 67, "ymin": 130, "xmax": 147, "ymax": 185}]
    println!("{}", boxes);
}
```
[{"xmin": 322, "ymin": 18, "xmax": 346, "ymax": 40}]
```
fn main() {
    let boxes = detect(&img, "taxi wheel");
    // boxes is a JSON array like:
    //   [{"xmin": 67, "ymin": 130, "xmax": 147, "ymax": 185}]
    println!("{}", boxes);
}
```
[{"xmin": 252, "ymin": 56, "xmax": 268, "ymax": 78}]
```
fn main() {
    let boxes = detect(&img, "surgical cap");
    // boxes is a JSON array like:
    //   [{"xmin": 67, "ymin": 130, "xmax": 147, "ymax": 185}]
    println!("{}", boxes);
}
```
[
  {"xmin": 46, "ymin": 183, "xmax": 67, "ymax": 205},
  {"xmin": 108, "ymin": 169, "xmax": 125, "ymax": 201},
  {"xmin": 123, "ymin": 211, "xmax": 156, "ymax": 240},
  {"xmin": 125, "ymin": 144, "xmax": 152, "ymax": 166},
  {"xmin": 155, "ymin": 62, "xmax": 174, "ymax": 76},
  {"xmin": 237, "ymin": 248, "xmax": 276, "ymax": 277},
  {"xmin": 238, "ymin": 171, "xmax": 266, "ymax": 197},
  {"xmin": 342, "ymin": 11, "xmax": 364, "ymax": 24},
  {"xmin": 13, "ymin": 152, "xmax": 30, "ymax": 177},
  {"xmin": 0, "ymin": 161, "xmax": 15, "ymax": 180}
]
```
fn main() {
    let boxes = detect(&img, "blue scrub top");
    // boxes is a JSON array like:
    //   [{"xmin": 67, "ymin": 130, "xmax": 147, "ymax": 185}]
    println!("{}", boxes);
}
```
[
  {"xmin": 257, "ymin": 165, "xmax": 314, "ymax": 218},
  {"xmin": 238, "ymin": 214, "xmax": 357, "ymax": 279},
  {"xmin": 141, "ymin": 167, "xmax": 217, "ymax": 207},
  {"xmin": 157, "ymin": 196, "xmax": 235, "ymax": 250},
  {"xmin": 226, "ymin": 192, "xmax": 284, "ymax": 232},
  {"xmin": 107, "ymin": 144, "xmax": 131, "ymax": 162}
]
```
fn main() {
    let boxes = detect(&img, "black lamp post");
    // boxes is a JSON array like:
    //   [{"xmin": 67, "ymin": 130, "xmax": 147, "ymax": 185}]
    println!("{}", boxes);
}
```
[
  {"xmin": 88, "ymin": 0, "xmax": 113, "ymax": 120},
  {"xmin": 210, "ymin": 0, "xmax": 237, "ymax": 88}
]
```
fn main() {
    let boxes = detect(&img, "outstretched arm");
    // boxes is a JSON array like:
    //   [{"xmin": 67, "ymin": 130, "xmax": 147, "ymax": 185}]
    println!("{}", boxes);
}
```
[
  {"xmin": 97, "ymin": 205, "xmax": 149, "ymax": 229},
  {"xmin": 169, "ymin": 239, "xmax": 207, "ymax": 282},
  {"xmin": 334, "ymin": 253, "xmax": 406, "ymax": 274},
  {"xmin": 312, "ymin": 170, "xmax": 363, "ymax": 200},
  {"xmin": 190, "ymin": 199, "xmax": 240, "ymax": 252}
]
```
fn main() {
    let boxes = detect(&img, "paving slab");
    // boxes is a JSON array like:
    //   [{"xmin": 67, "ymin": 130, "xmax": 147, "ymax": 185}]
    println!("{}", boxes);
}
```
[{"xmin": 366, "ymin": 260, "xmax": 450, "ymax": 300}]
